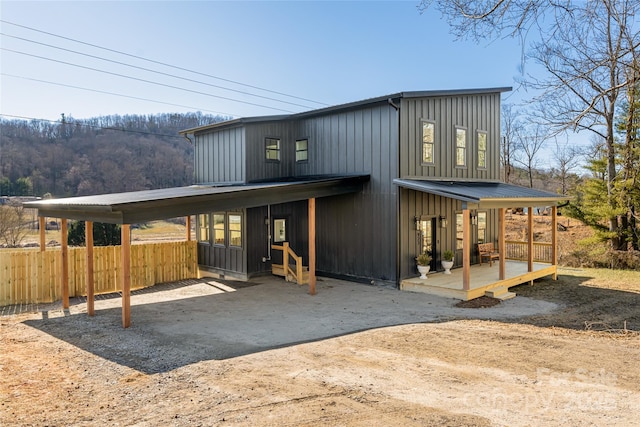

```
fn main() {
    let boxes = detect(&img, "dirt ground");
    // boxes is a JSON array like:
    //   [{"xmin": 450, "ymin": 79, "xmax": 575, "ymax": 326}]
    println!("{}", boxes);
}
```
[{"xmin": 2, "ymin": 270, "xmax": 639, "ymax": 427}]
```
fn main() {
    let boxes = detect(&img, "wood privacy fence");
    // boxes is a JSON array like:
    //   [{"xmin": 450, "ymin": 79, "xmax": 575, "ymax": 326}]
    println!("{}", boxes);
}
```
[{"xmin": 0, "ymin": 241, "xmax": 198, "ymax": 306}]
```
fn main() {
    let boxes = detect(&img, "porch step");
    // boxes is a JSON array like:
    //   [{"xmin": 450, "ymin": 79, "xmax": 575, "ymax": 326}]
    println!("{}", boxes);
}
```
[
  {"xmin": 485, "ymin": 286, "xmax": 516, "ymax": 300},
  {"xmin": 272, "ymin": 264, "xmax": 309, "ymax": 285}
]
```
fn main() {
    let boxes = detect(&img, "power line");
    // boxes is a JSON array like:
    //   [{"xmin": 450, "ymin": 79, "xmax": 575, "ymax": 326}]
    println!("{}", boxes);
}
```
[
  {"xmin": 0, "ymin": 19, "xmax": 328, "ymax": 107},
  {"xmin": 2, "ymin": 73, "xmax": 237, "ymax": 117},
  {"xmin": 2, "ymin": 48, "xmax": 297, "ymax": 113},
  {"xmin": 1, "ymin": 32, "xmax": 317, "ymax": 110},
  {"xmin": 0, "ymin": 113, "xmax": 199, "ymax": 139}
]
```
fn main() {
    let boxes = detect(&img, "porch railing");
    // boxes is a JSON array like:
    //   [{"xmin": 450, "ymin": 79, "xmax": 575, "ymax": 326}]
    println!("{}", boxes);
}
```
[{"xmin": 504, "ymin": 241, "xmax": 553, "ymax": 263}]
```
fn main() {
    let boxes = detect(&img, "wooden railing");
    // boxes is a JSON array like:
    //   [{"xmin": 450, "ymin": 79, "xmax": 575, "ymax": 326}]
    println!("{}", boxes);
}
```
[
  {"xmin": 504, "ymin": 241, "xmax": 553, "ymax": 263},
  {"xmin": 0, "ymin": 241, "xmax": 198, "ymax": 306},
  {"xmin": 271, "ymin": 242, "xmax": 308, "ymax": 285}
]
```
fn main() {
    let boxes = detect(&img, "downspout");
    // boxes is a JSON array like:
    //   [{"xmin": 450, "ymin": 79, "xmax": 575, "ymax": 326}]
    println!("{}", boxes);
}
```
[{"xmin": 390, "ymin": 96, "xmax": 401, "ymax": 288}]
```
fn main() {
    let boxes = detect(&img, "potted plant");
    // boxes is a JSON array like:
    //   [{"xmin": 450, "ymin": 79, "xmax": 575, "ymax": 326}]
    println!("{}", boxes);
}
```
[
  {"xmin": 415, "ymin": 252, "xmax": 432, "ymax": 279},
  {"xmin": 441, "ymin": 250, "xmax": 455, "ymax": 274}
]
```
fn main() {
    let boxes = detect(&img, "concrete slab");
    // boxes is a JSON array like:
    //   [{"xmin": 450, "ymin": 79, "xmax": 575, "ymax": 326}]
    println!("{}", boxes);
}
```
[{"xmin": 19, "ymin": 276, "xmax": 559, "ymax": 374}]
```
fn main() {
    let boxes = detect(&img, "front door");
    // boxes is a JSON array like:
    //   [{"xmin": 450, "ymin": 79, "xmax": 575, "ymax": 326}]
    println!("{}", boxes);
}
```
[{"xmin": 419, "ymin": 217, "xmax": 437, "ymax": 271}]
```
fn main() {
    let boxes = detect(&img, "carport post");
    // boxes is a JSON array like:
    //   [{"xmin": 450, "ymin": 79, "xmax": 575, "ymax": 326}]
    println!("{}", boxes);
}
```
[
  {"xmin": 85, "ymin": 221, "xmax": 95, "ymax": 316},
  {"xmin": 38, "ymin": 217, "xmax": 45, "ymax": 252},
  {"xmin": 185, "ymin": 215, "xmax": 191, "ymax": 241},
  {"xmin": 308, "ymin": 198, "xmax": 316, "ymax": 295},
  {"xmin": 499, "ymin": 208, "xmax": 506, "ymax": 280},
  {"xmin": 61, "ymin": 218, "xmax": 69, "ymax": 309},
  {"xmin": 121, "ymin": 224, "xmax": 131, "ymax": 328},
  {"xmin": 527, "ymin": 206, "xmax": 534, "ymax": 274},
  {"xmin": 552, "ymin": 205, "xmax": 558, "ymax": 280}
]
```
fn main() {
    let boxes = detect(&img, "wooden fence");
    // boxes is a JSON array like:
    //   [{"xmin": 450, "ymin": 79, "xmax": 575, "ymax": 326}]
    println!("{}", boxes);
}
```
[
  {"xmin": 0, "ymin": 241, "xmax": 198, "ymax": 306},
  {"xmin": 505, "ymin": 241, "xmax": 553, "ymax": 263}
]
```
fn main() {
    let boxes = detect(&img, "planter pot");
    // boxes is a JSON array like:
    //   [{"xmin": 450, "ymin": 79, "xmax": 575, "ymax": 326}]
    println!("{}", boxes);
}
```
[
  {"xmin": 441, "ymin": 260, "xmax": 454, "ymax": 274},
  {"xmin": 417, "ymin": 264, "xmax": 430, "ymax": 279}
]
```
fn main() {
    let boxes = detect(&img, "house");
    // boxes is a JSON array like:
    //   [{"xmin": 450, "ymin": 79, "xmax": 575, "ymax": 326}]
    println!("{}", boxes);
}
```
[
  {"xmin": 178, "ymin": 87, "xmax": 566, "ymax": 295},
  {"xmin": 26, "ymin": 87, "xmax": 568, "ymax": 327}
]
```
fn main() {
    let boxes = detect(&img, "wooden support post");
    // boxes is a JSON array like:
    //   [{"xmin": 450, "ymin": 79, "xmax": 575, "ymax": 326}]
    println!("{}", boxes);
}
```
[
  {"xmin": 308, "ymin": 198, "xmax": 316, "ymax": 295},
  {"xmin": 283, "ymin": 242, "xmax": 290, "ymax": 281},
  {"xmin": 121, "ymin": 224, "xmax": 131, "ymax": 328},
  {"xmin": 498, "ymin": 208, "xmax": 506, "ymax": 280},
  {"xmin": 528, "ymin": 206, "xmax": 534, "ymax": 272},
  {"xmin": 552, "ymin": 205, "xmax": 558, "ymax": 280},
  {"xmin": 85, "ymin": 221, "xmax": 95, "ymax": 316},
  {"xmin": 61, "ymin": 218, "xmax": 69, "ymax": 309},
  {"xmin": 185, "ymin": 215, "xmax": 191, "ymax": 241},
  {"xmin": 462, "ymin": 208, "xmax": 470, "ymax": 291},
  {"xmin": 39, "ymin": 217, "xmax": 46, "ymax": 252}
]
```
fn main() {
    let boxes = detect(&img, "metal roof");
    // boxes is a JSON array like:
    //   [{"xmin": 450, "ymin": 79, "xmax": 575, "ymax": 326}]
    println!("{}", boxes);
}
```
[
  {"xmin": 393, "ymin": 179, "xmax": 569, "ymax": 209},
  {"xmin": 180, "ymin": 87, "xmax": 513, "ymax": 135},
  {"xmin": 25, "ymin": 175, "xmax": 370, "ymax": 224}
]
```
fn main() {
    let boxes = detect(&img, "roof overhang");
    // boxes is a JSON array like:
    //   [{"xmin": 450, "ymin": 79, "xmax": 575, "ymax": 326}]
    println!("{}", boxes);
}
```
[
  {"xmin": 394, "ymin": 178, "xmax": 569, "ymax": 210},
  {"xmin": 25, "ymin": 175, "xmax": 370, "ymax": 224}
]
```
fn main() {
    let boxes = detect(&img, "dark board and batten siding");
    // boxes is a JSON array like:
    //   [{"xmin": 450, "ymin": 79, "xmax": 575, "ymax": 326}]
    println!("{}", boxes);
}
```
[
  {"xmin": 244, "ymin": 121, "xmax": 296, "ymax": 182},
  {"xmin": 194, "ymin": 126, "xmax": 245, "ymax": 184},
  {"xmin": 298, "ymin": 103, "xmax": 399, "ymax": 284},
  {"xmin": 399, "ymin": 93, "xmax": 501, "ymax": 180}
]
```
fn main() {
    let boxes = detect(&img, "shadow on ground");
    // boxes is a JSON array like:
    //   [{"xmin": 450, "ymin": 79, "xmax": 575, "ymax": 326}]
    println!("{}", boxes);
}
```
[{"xmin": 17, "ymin": 272, "xmax": 638, "ymax": 374}]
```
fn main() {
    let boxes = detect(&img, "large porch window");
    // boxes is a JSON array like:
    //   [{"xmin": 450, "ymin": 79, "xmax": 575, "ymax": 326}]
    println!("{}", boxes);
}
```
[
  {"xmin": 229, "ymin": 213, "xmax": 243, "ymax": 248},
  {"xmin": 213, "ymin": 213, "xmax": 225, "ymax": 245},
  {"xmin": 197, "ymin": 211, "xmax": 243, "ymax": 248},
  {"xmin": 198, "ymin": 213, "xmax": 210, "ymax": 243}
]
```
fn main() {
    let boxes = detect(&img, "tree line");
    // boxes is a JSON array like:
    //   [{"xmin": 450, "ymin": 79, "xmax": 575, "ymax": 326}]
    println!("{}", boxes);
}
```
[{"xmin": 0, "ymin": 112, "xmax": 226, "ymax": 197}]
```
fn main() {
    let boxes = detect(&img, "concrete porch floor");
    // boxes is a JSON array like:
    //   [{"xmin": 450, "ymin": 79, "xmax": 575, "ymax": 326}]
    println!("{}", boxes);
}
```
[{"xmin": 400, "ymin": 260, "xmax": 557, "ymax": 301}]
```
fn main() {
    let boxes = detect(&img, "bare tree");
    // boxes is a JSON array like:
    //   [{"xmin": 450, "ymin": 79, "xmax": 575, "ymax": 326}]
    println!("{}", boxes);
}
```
[
  {"xmin": 419, "ymin": 0, "xmax": 640, "ymax": 249},
  {"xmin": 0, "ymin": 201, "xmax": 30, "ymax": 247},
  {"xmin": 552, "ymin": 140, "xmax": 583, "ymax": 196},
  {"xmin": 513, "ymin": 125, "xmax": 547, "ymax": 188},
  {"xmin": 500, "ymin": 104, "xmax": 522, "ymax": 183}
]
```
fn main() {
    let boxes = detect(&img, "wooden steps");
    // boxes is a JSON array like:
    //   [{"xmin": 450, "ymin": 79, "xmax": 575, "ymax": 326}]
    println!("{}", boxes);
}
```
[
  {"xmin": 271, "ymin": 264, "xmax": 309, "ymax": 285},
  {"xmin": 485, "ymin": 286, "xmax": 516, "ymax": 301}
]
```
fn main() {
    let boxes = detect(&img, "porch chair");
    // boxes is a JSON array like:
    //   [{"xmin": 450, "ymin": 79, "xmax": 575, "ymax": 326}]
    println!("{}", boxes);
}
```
[{"xmin": 477, "ymin": 242, "xmax": 500, "ymax": 267}]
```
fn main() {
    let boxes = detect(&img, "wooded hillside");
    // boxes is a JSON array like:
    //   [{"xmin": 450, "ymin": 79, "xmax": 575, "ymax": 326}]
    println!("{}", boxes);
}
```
[{"xmin": 0, "ymin": 112, "xmax": 225, "ymax": 197}]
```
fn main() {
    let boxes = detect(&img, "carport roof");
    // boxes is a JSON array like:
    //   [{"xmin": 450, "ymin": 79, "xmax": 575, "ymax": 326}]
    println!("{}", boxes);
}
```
[
  {"xmin": 393, "ymin": 179, "xmax": 569, "ymax": 209},
  {"xmin": 25, "ymin": 175, "xmax": 370, "ymax": 224}
]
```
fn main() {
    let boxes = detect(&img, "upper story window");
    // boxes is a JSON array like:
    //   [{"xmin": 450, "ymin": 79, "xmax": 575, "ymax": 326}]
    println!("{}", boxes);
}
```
[
  {"xmin": 295, "ymin": 139, "xmax": 308, "ymax": 162},
  {"xmin": 477, "ymin": 131, "xmax": 487, "ymax": 169},
  {"xmin": 213, "ymin": 213, "xmax": 225, "ymax": 245},
  {"xmin": 265, "ymin": 138, "xmax": 280, "ymax": 161},
  {"xmin": 421, "ymin": 121, "xmax": 435, "ymax": 164},
  {"xmin": 198, "ymin": 213, "xmax": 210, "ymax": 243},
  {"xmin": 455, "ymin": 127, "xmax": 467, "ymax": 167}
]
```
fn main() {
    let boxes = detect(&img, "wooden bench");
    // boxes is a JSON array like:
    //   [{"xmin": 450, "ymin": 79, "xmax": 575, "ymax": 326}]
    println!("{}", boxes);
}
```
[{"xmin": 477, "ymin": 243, "xmax": 500, "ymax": 267}]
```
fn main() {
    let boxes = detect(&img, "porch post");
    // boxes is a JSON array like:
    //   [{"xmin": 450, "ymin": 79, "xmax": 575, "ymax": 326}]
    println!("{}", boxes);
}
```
[
  {"xmin": 498, "ymin": 208, "xmax": 506, "ymax": 280},
  {"xmin": 85, "ymin": 221, "xmax": 95, "ymax": 317},
  {"xmin": 308, "ymin": 198, "xmax": 316, "ymax": 295},
  {"xmin": 185, "ymin": 215, "xmax": 191, "ymax": 241},
  {"xmin": 121, "ymin": 224, "xmax": 131, "ymax": 328},
  {"xmin": 61, "ymin": 218, "xmax": 69, "ymax": 309},
  {"xmin": 39, "ymin": 217, "xmax": 45, "ymax": 252},
  {"xmin": 552, "ymin": 205, "xmax": 558, "ymax": 280},
  {"xmin": 462, "ymin": 208, "xmax": 470, "ymax": 291},
  {"xmin": 527, "ymin": 206, "xmax": 534, "ymax": 275}
]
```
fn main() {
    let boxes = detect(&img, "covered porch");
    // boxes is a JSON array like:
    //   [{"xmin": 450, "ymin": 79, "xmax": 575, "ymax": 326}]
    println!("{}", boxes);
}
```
[
  {"xmin": 401, "ymin": 260, "xmax": 556, "ymax": 300},
  {"xmin": 394, "ymin": 179, "xmax": 569, "ymax": 301}
]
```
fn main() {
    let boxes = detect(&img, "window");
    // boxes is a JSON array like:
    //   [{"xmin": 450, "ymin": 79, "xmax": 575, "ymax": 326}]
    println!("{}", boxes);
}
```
[
  {"xmin": 274, "ymin": 218, "xmax": 287, "ymax": 242},
  {"xmin": 295, "ymin": 139, "xmax": 308, "ymax": 162},
  {"xmin": 456, "ymin": 213, "xmax": 464, "ymax": 250},
  {"xmin": 477, "ymin": 131, "xmax": 487, "ymax": 168},
  {"xmin": 198, "ymin": 214, "xmax": 210, "ymax": 243},
  {"xmin": 456, "ymin": 127, "xmax": 467, "ymax": 167},
  {"xmin": 229, "ymin": 213, "xmax": 242, "ymax": 247},
  {"xmin": 421, "ymin": 121, "xmax": 435, "ymax": 164},
  {"xmin": 477, "ymin": 212, "xmax": 487, "ymax": 244},
  {"xmin": 213, "ymin": 213, "xmax": 225, "ymax": 245},
  {"xmin": 265, "ymin": 138, "xmax": 280, "ymax": 161}
]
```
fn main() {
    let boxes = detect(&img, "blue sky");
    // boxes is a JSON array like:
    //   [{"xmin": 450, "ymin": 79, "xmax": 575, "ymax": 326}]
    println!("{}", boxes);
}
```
[{"xmin": 1, "ymin": 0, "xmax": 529, "ymax": 122}]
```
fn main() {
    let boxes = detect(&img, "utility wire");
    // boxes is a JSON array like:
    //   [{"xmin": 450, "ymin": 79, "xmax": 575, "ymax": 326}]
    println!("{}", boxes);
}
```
[
  {"xmin": 2, "ymin": 73, "xmax": 237, "ymax": 117},
  {"xmin": 0, "ymin": 19, "xmax": 328, "ymax": 106},
  {"xmin": 2, "ymin": 48, "xmax": 297, "ymax": 113},
  {"xmin": 1, "ymin": 32, "xmax": 317, "ymax": 110},
  {"xmin": 0, "ymin": 113, "xmax": 200, "ymax": 139}
]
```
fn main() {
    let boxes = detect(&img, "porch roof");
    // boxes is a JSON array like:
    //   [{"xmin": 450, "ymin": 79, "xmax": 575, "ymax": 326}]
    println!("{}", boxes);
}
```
[
  {"xmin": 393, "ymin": 179, "xmax": 569, "ymax": 209},
  {"xmin": 25, "ymin": 174, "xmax": 370, "ymax": 224}
]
